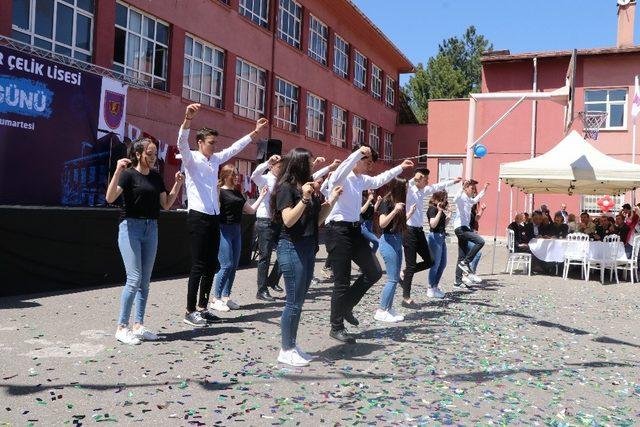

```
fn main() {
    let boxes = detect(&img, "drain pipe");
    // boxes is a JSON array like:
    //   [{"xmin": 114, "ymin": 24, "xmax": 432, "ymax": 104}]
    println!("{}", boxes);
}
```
[{"xmin": 529, "ymin": 57, "xmax": 538, "ymax": 212}]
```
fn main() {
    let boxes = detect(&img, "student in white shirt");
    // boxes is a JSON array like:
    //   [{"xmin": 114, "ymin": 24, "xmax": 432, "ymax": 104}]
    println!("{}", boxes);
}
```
[
  {"xmin": 452, "ymin": 179, "xmax": 489, "ymax": 288},
  {"xmin": 324, "ymin": 144, "xmax": 414, "ymax": 344},
  {"xmin": 177, "ymin": 103, "xmax": 268, "ymax": 327}
]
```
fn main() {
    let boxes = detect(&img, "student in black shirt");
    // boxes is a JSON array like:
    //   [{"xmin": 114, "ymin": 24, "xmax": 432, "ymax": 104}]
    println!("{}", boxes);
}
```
[
  {"xmin": 426, "ymin": 191, "xmax": 450, "ymax": 298},
  {"xmin": 360, "ymin": 190, "xmax": 382, "ymax": 252},
  {"xmin": 273, "ymin": 148, "xmax": 342, "ymax": 367},
  {"xmin": 106, "ymin": 138, "xmax": 183, "ymax": 345},
  {"xmin": 211, "ymin": 164, "xmax": 267, "ymax": 312}
]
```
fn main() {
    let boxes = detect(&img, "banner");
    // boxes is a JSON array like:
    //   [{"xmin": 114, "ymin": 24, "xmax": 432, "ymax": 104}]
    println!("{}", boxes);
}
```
[
  {"xmin": 0, "ymin": 45, "xmax": 117, "ymax": 206},
  {"xmin": 98, "ymin": 77, "xmax": 127, "ymax": 139}
]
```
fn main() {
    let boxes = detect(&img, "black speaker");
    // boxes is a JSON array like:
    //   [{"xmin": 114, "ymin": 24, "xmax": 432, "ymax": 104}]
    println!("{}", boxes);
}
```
[{"xmin": 256, "ymin": 139, "xmax": 282, "ymax": 163}]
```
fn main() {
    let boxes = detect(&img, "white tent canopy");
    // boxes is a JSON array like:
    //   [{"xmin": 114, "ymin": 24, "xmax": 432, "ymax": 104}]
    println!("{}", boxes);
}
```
[{"xmin": 499, "ymin": 131, "xmax": 640, "ymax": 195}]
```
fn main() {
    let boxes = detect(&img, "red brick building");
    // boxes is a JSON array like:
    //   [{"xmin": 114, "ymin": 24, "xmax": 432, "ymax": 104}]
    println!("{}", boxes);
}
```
[{"xmin": 1, "ymin": 0, "xmax": 425, "ymax": 182}]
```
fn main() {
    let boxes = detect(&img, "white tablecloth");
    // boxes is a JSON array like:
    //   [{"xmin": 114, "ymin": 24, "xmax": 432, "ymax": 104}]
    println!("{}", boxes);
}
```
[{"xmin": 528, "ymin": 238, "xmax": 627, "ymax": 263}]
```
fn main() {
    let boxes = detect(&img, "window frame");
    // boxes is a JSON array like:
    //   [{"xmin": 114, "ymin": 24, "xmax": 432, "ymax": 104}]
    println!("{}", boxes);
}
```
[
  {"xmin": 371, "ymin": 64, "xmax": 382, "ymax": 100},
  {"xmin": 330, "ymin": 105, "xmax": 347, "ymax": 148},
  {"xmin": 583, "ymin": 88, "xmax": 628, "ymax": 130},
  {"xmin": 277, "ymin": 0, "xmax": 302, "ymax": 49},
  {"xmin": 385, "ymin": 75, "xmax": 396, "ymax": 108},
  {"xmin": 308, "ymin": 14, "xmax": 328, "ymax": 65},
  {"xmin": 238, "ymin": 0, "xmax": 270, "ymax": 28},
  {"xmin": 418, "ymin": 141, "xmax": 428, "ymax": 165},
  {"xmin": 11, "ymin": 0, "xmax": 94, "ymax": 62},
  {"xmin": 305, "ymin": 92, "xmax": 326, "ymax": 140},
  {"xmin": 352, "ymin": 115, "xmax": 365, "ymax": 146},
  {"xmin": 333, "ymin": 34, "xmax": 349, "ymax": 78},
  {"xmin": 234, "ymin": 57, "xmax": 267, "ymax": 120},
  {"xmin": 369, "ymin": 123, "xmax": 380, "ymax": 153},
  {"xmin": 273, "ymin": 77, "xmax": 299, "ymax": 133},
  {"xmin": 383, "ymin": 131, "xmax": 392, "ymax": 161},
  {"xmin": 183, "ymin": 34, "xmax": 225, "ymax": 109},
  {"xmin": 353, "ymin": 50, "xmax": 367, "ymax": 90}
]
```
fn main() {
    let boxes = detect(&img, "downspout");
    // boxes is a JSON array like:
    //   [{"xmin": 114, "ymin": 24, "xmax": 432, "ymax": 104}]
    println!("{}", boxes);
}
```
[
  {"xmin": 268, "ymin": 4, "xmax": 277, "ymax": 139},
  {"xmin": 529, "ymin": 57, "xmax": 538, "ymax": 212}
]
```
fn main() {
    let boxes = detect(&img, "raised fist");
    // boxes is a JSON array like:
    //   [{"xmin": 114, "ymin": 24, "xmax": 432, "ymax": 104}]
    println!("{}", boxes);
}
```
[
  {"xmin": 116, "ymin": 158, "xmax": 131, "ymax": 171},
  {"xmin": 400, "ymin": 159, "xmax": 414, "ymax": 170},
  {"xmin": 185, "ymin": 103, "xmax": 201, "ymax": 120}
]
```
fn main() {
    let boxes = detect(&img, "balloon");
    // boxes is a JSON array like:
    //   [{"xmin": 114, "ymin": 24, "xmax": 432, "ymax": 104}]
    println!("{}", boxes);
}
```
[
  {"xmin": 597, "ymin": 195, "xmax": 614, "ymax": 213},
  {"xmin": 473, "ymin": 144, "xmax": 487, "ymax": 158}
]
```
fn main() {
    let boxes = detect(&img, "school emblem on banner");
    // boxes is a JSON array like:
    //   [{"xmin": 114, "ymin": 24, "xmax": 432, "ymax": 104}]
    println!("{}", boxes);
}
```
[{"xmin": 103, "ymin": 90, "xmax": 125, "ymax": 130}]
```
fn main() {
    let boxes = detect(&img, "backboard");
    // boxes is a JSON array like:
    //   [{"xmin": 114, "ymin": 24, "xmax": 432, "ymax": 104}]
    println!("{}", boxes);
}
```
[{"xmin": 563, "ymin": 49, "xmax": 577, "ymax": 134}]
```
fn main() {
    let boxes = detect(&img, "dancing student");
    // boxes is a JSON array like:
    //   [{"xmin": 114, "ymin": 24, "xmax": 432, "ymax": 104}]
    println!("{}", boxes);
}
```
[
  {"xmin": 462, "ymin": 202, "xmax": 487, "ymax": 285},
  {"xmin": 106, "ymin": 138, "xmax": 184, "ymax": 345},
  {"xmin": 425, "ymin": 191, "xmax": 451, "ymax": 299},
  {"xmin": 273, "ymin": 148, "xmax": 343, "ymax": 366},
  {"xmin": 401, "ymin": 169, "xmax": 461, "ymax": 308},
  {"xmin": 360, "ymin": 190, "xmax": 382, "ymax": 252},
  {"xmin": 325, "ymin": 144, "xmax": 414, "ymax": 344},
  {"xmin": 376, "ymin": 178, "xmax": 416, "ymax": 322},
  {"xmin": 453, "ymin": 180, "xmax": 489, "ymax": 289},
  {"xmin": 177, "ymin": 103, "xmax": 268, "ymax": 327},
  {"xmin": 211, "ymin": 165, "xmax": 268, "ymax": 312}
]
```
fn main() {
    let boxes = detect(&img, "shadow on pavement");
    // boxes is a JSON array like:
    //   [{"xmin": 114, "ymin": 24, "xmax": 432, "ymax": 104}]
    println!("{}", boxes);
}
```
[{"xmin": 160, "ymin": 326, "xmax": 246, "ymax": 342}]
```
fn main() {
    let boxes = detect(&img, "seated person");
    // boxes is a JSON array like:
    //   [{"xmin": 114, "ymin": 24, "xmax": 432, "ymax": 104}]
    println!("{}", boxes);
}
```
[
  {"xmin": 567, "ymin": 213, "xmax": 577, "ymax": 233},
  {"xmin": 510, "ymin": 213, "xmax": 531, "ymax": 253},
  {"xmin": 577, "ymin": 212, "xmax": 598, "ymax": 239},
  {"xmin": 539, "ymin": 214, "xmax": 555, "ymax": 237},
  {"xmin": 547, "ymin": 213, "xmax": 569, "ymax": 239},
  {"xmin": 597, "ymin": 216, "xmax": 616, "ymax": 239},
  {"xmin": 523, "ymin": 212, "xmax": 530, "ymax": 224},
  {"xmin": 615, "ymin": 214, "xmax": 630, "ymax": 243},
  {"xmin": 525, "ymin": 210, "xmax": 545, "ymax": 239}
]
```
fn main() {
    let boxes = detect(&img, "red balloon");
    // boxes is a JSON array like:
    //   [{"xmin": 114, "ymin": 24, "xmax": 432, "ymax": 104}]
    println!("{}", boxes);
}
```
[{"xmin": 597, "ymin": 195, "xmax": 614, "ymax": 213}]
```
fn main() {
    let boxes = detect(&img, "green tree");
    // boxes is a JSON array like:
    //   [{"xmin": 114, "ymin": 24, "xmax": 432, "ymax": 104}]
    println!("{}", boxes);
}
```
[{"xmin": 404, "ymin": 26, "xmax": 493, "ymax": 122}]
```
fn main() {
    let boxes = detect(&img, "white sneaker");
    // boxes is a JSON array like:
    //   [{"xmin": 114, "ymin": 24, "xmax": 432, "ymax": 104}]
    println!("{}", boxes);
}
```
[
  {"xmin": 115, "ymin": 328, "xmax": 141, "ymax": 345},
  {"xmin": 435, "ymin": 287, "xmax": 447, "ymax": 298},
  {"xmin": 211, "ymin": 299, "xmax": 230, "ymax": 312},
  {"xmin": 461, "ymin": 275, "xmax": 473, "ymax": 285},
  {"xmin": 277, "ymin": 348, "xmax": 309, "ymax": 367},
  {"xmin": 295, "ymin": 345, "xmax": 313, "ymax": 361},
  {"xmin": 427, "ymin": 288, "xmax": 445, "ymax": 299},
  {"xmin": 388, "ymin": 308, "xmax": 405, "ymax": 321},
  {"xmin": 374, "ymin": 309, "xmax": 401, "ymax": 323},
  {"xmin": 467, "ymin": 273, "xmax": 482, "ymax": 284},
  {"xmin": 225, "ymin": 300, "xmax": 240, "ymax": 310},
  {"xmin": 132, "ymin": 326, "xmax": 159, "ymax": 341}
]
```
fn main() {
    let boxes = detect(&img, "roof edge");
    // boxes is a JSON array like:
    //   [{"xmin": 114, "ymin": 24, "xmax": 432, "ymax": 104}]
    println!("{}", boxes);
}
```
[{"xmin": 481, "ymin": 45, "xmax": 640, "ymax": 63}]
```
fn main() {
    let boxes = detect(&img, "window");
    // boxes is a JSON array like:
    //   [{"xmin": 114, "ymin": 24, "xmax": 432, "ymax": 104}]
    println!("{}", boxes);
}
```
[
  {"xmin": 274, "ymin": 78, "xmax": 299, "ymax": 132},
  {"xmin": 333, "ymin": 35, "xmax": 349, "ymax": 78},
  {"xmin": 278, "ymin": 0, "xmax": 301, "ymax": 48},
  {"xmin": 582, "ymin": 195, "xmax": 625, "ymax": 215},
  {"xmin": 418, "ymin": 141, "xmax": 428, "ymax": 165},
  {"xmin": 306, "ymin": 93, "xmax": 326, "ymax": 140},
  {"xmin": 114, "ymin": 2, "xmax": 169, "ymax": 90},
  {"xmin": 308, "ymin": 15, "xmax": 328, "ymax": 65},
  {"xmin": 353, "ymin": 50, "xmax": 367, "ymax": 89},
  {"xmin": 352, "ymin": 115, "xmax": 365, "ymax": 146},
  {"xmin": 12, "ymin": 0, "xmax": 94, "ymax": 62},
  {"xmin": 331, "ymin": 105, "xmax": 347, "ymax": 148},
  {"xmin": 183, "ymin": 35, "xmax": 224, "ymax": 109},
  {"xmin": 239, "ymin": 0, "xmax": 269, "ymax": 28},
  {"xmin": 369, "ymin": 124, "xmax": 380, "ymax": 152},
  {"xmin": 235, "ymin": 58, "xmax": 267, "ymax": 120},
  {"xmin": 383, "ymin": 132, "xmax": 392, "ymax": 161},
  {"xmin": 371, "ymin": 64, "xmax": 382, "ymax": 100},
  {"xmin": 584, "ymin": 89, "xmax": 628, "ymax": 130},
  {"xmin": 386, "ymin": 75, "xmax": 396, "ymax": 107}
]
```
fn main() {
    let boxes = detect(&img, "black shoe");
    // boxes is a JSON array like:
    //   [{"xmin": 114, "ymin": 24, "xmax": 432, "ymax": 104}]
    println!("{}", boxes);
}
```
[
  {"xmin": 183, "ymin": 311, "xmax": 207, "ymax": 327},
  {"xmin": 344, "ymin": 311, "xmax": 359, "ymax": 326},
  {"xmin": 453, "ymin": 282, "xmax": 469, "ymax": 289},
  {"xmin": 270, "ymin": 283, "xmax": 284, "ymax": 292},
  {"xmin": 329, "ymin": 329, "xmax": 356, "ymax": 344},
  {"xmin": 199, "ymin": 309, "xmax": 221, "ymax": 323},
  {"xmin": 256, "ymin": 290, "xmax": 275, "ymax": 302},
  {"xmin": 401, "ymin": 300, "xmax": 420, "ymax": 309}
]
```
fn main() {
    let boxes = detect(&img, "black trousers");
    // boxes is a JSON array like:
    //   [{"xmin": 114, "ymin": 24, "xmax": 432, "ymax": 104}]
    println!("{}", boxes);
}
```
[
  {"xmin": 454, "ymin": 226, "xmax": 485, "ymax": 282},
  {"xmin": 326, "ymin": 222, "xmax": 382, "ymax": 331},
  {"xmin": 186, "ymin": 210, "xmax": 221, "ymax": 313},
  {"xmin": 401, "ymin": 226, "xmax": 433, "ymax": 299},
  {"xmin": 255, "ymin": 218, "xmax": 282, "ymax": 292}
]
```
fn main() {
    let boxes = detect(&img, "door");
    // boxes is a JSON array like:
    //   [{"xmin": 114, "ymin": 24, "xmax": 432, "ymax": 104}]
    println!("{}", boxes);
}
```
[{"xmin": 438, "ymin": 159, "xmax": 463, "ymax": 194}]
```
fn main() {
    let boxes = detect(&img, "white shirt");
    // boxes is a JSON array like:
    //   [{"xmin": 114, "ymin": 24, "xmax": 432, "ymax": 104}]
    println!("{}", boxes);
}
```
[
  {"xmin": 452, "ymin": 189, "xmax": 485, "ymax": 229},
  {"xmin": 326, "ymin": 150, "xmax": 402, "ymax": 223},
  {"xmin": 177, "ymin": 128, "xmax": 252, "ymax": 215},
  {"xmin": 406, "ymin": 179, "xmax": 456, "ymax": 228}
]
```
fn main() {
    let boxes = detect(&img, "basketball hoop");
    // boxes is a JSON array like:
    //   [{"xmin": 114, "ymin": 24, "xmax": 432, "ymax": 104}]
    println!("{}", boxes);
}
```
[{"xmin": 578, "ymin": 111, "xmax": 608, "ymax": 140}]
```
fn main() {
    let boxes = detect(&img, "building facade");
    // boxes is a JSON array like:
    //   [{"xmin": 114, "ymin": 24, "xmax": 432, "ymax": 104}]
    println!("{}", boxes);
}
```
[{"xmin": 2, "ymin": 0, "xmax": 421, "ymax": 186}]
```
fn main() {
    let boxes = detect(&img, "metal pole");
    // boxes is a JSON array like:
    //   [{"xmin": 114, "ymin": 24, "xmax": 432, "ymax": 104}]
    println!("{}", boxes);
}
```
[
  {"xmin": 529, "ymin": 57, "xmax": 538, "ymax": 213},
  {"xmin": 490, "ymin": 178, "xmax": 502, "ymax": 275},
  {"xmin": 632, "ymin": 76, "xmax": 638, "ymax": 205},
  {"xmin": 472, "ymin": 97, "xmax": 526, "ymax": 147},
  {"xmin": 465, "ymin": 97, "xmax": 477, "ymax": 179}
]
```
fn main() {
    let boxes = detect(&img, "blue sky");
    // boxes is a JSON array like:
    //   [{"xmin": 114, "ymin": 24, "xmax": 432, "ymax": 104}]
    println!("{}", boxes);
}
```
[{"xmin": 353, "ymin": 0, "xmax": 638, "ymax": 85}]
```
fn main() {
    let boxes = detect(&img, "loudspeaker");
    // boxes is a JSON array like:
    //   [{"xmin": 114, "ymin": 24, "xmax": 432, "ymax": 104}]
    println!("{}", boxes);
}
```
[{"xmin": 256, "ymin": 139, "xmax": 282, "ymax": 163}]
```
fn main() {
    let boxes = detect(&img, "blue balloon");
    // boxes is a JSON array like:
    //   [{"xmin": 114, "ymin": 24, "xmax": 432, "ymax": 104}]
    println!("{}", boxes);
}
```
[{"xmin": 474, "ymin": 144, "xmax": 487, "ymax": 158}]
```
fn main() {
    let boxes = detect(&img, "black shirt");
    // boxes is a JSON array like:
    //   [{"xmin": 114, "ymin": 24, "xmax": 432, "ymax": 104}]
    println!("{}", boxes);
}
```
[
  {"xmin": 361, "ymin": 201, "xmax": 375, "ymax": 221},
  {"xmin": 276, "ymin": 182, "xmax": 321, "ymax": 242},
  {"xmin": 378, "ymin": 201, "xmax": 405, "ymax": 234},
  {"xmin": 427, "ymin": 205, "xmax": 446, "ymax": 233},
  {"xmin": 118, "ymin": 168, "xmax": 167, "ymax": 221},
  {"xmin": 219, "ymin": 188, "xmax": 245, "ymax": 224}
]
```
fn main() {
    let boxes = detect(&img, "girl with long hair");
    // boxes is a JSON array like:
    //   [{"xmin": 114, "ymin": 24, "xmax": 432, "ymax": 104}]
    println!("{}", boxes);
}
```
[
  {"xmin": 426, "ymin": 190, "xmax": 451, "ymax": 298},
  {"xmin": 105, "ymin": 138, "xmax": 184, "ymax": 344},
  {"xmin": 375, "ymin": 178, "xmax": 416, "ymax": 322},
  {"xmin": 211, "ymin": 164, "xmax": 267, "ymax": 312},
  {"xmin": 272, "ymin": 148, "xmax": 342, "ymax": 366}
]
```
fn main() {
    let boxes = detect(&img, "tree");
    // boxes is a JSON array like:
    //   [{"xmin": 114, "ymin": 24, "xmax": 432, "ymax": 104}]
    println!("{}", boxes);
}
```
[{"xmin": 404, "ymin": 26, "xmax": 493, "ymax": 122}]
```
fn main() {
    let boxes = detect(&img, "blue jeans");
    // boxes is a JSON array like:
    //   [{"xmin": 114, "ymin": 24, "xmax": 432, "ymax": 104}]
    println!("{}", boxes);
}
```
[
  {"xmin": 361, "ymin": 220, "xmax": 379, "ymax": 252},
  {"xmin": 278, "ymin": 236, "xmax": 315, "ymax": 350},
  {"xmin": 428, "ymin": 232, "xmax": 447, "ymax": 288},
  {"xmin": 117, "ymin": 219, "xmax": 158, "ymax": 326},
  {"xmin": 468, "ymin": 241, "xmax": 481, "ymax": 272},
  {"xmin": 379, "ymin": 233, "xmax": 403, "ymax": 310},
  {"xmin": 214, "ymin": 223, "xmax": 242, "ymax": 299}
]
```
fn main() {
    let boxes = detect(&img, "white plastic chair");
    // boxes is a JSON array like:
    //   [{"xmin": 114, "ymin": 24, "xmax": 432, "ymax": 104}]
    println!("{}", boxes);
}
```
[
  {"xmin": 586, "ymin": 234, "xmax": 619, "ymax": 284},
  {"xmin": 505, "ymin": 228, "xmax": 531, "ymax": 275},
  {"xmin": 562, "ymin": 233, "xmax": 589, "ymax": 280},
  {"xmin": 617, "ymin": 234, "xmax": 640, "ymax": 284}
]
